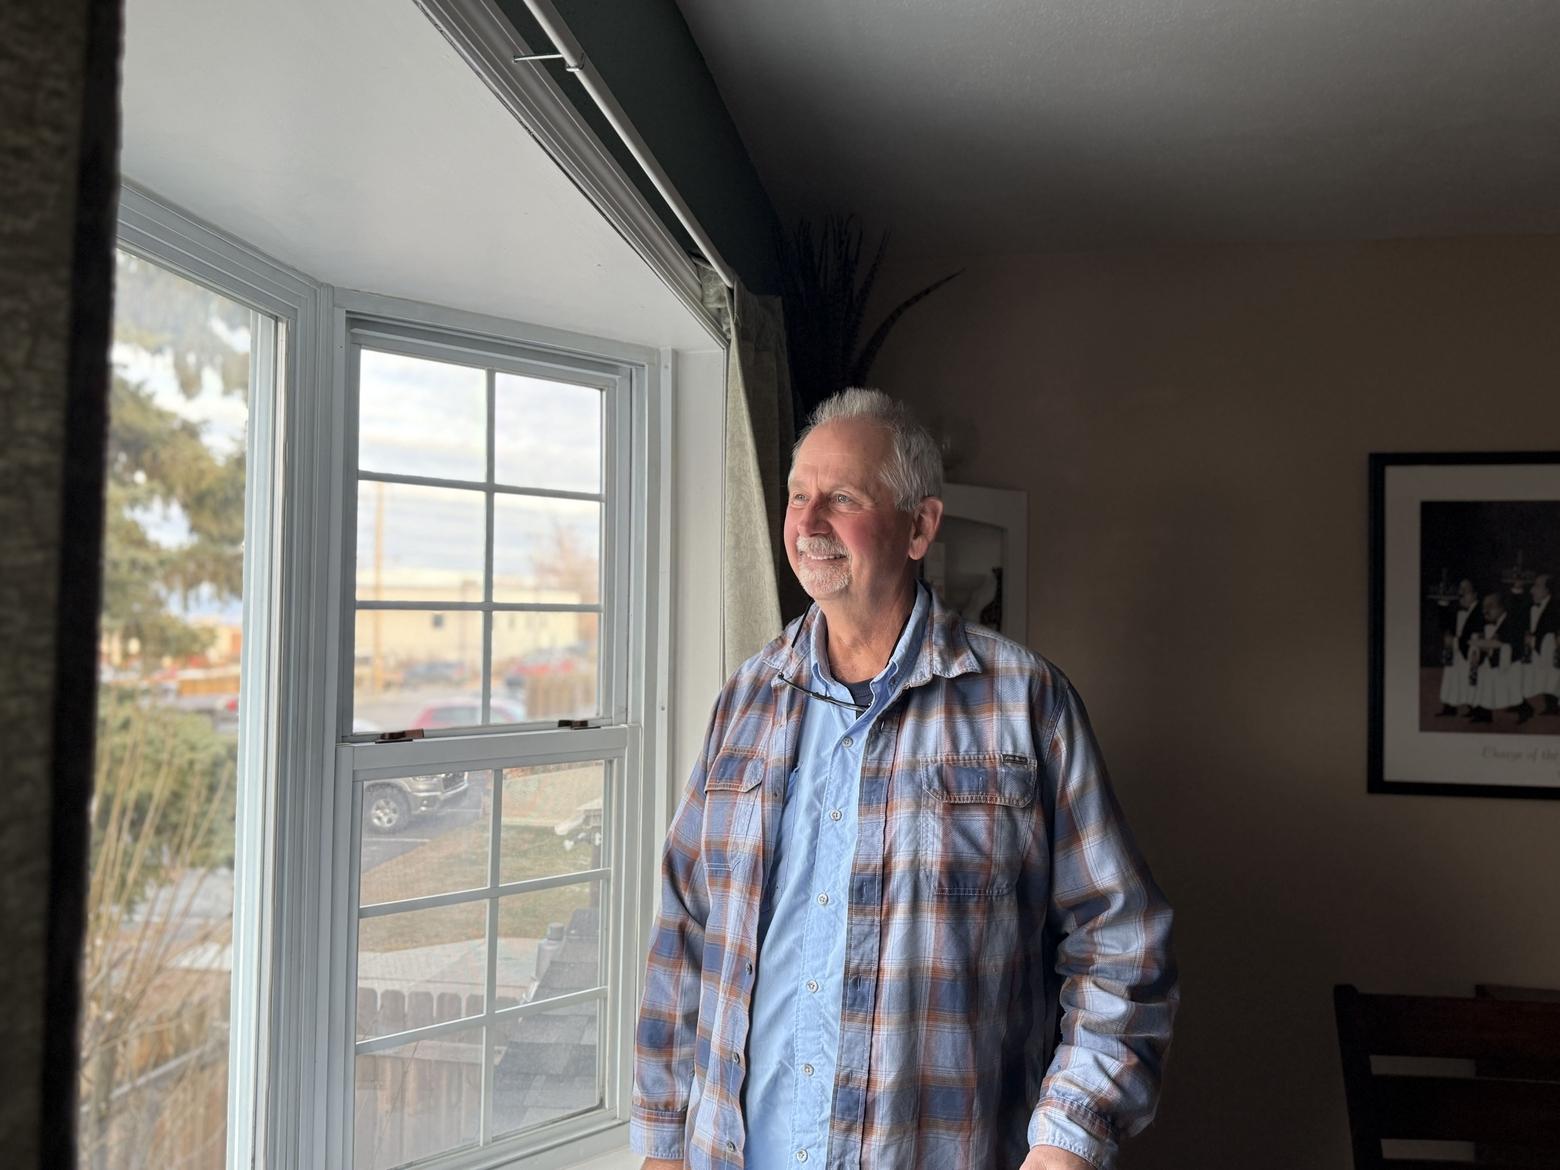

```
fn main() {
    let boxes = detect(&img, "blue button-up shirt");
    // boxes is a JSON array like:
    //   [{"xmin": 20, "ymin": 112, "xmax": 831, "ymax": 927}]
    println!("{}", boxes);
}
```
[
  {"xmin": 630, "ymin": 586, "xmax": 1176, "ymax": 1170},
  {"xmin": 743, "ymin": 586, "xmax": 931, "ymax": 1168}
]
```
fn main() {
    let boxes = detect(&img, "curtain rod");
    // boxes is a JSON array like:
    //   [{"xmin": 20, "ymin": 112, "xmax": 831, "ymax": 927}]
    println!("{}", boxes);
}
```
[{"xmin": 513, "ymin": 0, "xmax": 739, "ymax": 291}]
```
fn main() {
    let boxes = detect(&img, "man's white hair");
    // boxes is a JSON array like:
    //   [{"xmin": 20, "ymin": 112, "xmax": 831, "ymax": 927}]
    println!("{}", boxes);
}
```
[{"xmin": 795, "ymin": 388, "xmax": 943, "ymax": 512}]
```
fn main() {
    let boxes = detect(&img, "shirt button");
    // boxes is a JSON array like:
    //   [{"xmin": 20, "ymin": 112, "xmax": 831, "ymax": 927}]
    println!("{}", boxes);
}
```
[
  {"xmin": 816, "ymin": 892, "xmax": 829, "ymax": 906},
  {"xmin": 726, "ymin": 1140, "xmax": 737, "ymax": 1152},
  {"xmin": 806, "ymin": 979, "xmax": 819, "ymax": 993},
  {"xmin": 745, "ymin": 960, "xmax": 754, "ymax": 974},
  {"xmin": 796, "ymin": 1151, "xmax": 809, "ymax": 1163},
  {"xmin": 829, "ymin": 808, "xmax": 842, "ymax": 821},
  {"xmin": 802, "ymin": 1062, "xmax": 814, "ymax": 1076},
  {"xmin": 841, "ymin": 735, "xmax": 853, "ymax": 748}
]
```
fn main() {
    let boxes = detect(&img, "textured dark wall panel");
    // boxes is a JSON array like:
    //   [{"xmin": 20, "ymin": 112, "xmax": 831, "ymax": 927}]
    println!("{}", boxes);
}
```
[{"xmin": 0, "ymin": 2, "xmax": 120, "ymax": 1167}]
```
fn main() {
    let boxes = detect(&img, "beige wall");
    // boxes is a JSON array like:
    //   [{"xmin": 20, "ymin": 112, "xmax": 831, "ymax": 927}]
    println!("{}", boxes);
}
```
[{"xmin": 873, "ymin": 235, "xmax": 1560, "ymax": 1169}]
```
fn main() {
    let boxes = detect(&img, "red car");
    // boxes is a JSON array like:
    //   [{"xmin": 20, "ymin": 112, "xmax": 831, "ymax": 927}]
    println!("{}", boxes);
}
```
[{"xmin": 409, "ymin": 695, "xmax": 527, "ymax": 729}]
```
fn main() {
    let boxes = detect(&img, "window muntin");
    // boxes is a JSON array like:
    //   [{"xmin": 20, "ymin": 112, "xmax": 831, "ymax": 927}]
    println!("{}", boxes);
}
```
[{"xmin": 349, "ymin": 332, "xmax": 619, "ymax": 735}]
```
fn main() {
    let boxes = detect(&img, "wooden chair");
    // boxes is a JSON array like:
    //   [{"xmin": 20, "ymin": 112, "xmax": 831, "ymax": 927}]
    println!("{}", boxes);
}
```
[{"xmin": 1333, "ymin": 984, "xmax": 1560, "ymax": 1168}]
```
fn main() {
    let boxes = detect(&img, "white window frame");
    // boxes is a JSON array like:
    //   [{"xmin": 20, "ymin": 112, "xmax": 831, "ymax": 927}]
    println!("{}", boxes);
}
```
[
  {"xmin": 114, "ymin": 185, "xmax": 673, "ymax": 1170},
  {"xmin": 323, "ymin": 289, "xmax": 667, "ymax": 1169},
  {"xmin": 113, "ymin": 181, "xmax": 323, "ymax": 1170}
]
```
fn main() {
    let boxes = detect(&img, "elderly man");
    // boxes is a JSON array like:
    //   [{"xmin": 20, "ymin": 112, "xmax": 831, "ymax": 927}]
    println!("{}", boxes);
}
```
[{"xmin": 631, "ymin": 389, "xmax": 1177, "ymax": 1170}]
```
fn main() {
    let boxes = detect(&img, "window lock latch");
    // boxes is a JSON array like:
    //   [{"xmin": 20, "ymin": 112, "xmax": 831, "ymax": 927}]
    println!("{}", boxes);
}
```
[{"xmin": 374, "ymin": 728, "xmax": 425, "ymax": 744}]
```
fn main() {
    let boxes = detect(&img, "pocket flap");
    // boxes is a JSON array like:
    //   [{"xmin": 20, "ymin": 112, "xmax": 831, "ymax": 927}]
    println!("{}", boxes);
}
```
[
  {"xmin": 920, "ymin": 753, "xmax": 1037, "ymax": 807},
  {"xmin": 704, "ymin": 749, "xmax": 766, "ymax": 793}
]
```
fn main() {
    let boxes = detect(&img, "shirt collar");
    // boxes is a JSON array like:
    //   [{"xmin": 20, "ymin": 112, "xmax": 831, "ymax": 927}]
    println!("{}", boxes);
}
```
[
  {"xmin": 807, "ymin": 581, "xmax": 932, "ymax": 694},
  {"xmin": 764, "ymin": 581, "xmax": 981, "ymax": 692}
]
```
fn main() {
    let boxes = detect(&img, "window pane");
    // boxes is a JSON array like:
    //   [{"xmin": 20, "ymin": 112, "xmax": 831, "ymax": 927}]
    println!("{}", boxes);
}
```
[
  {"xmin": 492, "ymin": 495, "xmax": 600, "ymax": 604},
  {"xmin": 356, "ymin": 481, "xmax": 485, "ymax": 601},
  {"xmin": 354, "ymin": 1027, "xmax": 482, "ymax": 1170},
  {"xmin": 492, "ymin": 612, "xmax": 599, "ymax": 722},
  {"xmin": 494, "ymin": 374, "xmax": 601, "ymax": 493},
  {"xmin": 82, "ymin": 250, "xmax": 255, "ymax": 1170},
  {"xmin": 353, "ymin": 609, "xmax": 483, "ymax": 733},
  {"xmin": 500, "ymin": 762, "xmax": 607, "ymax": 886},
  {"xmin": 491, "ymin": 1002, "xmax": 602, "ymax": 1138},
  {"xmin": 358, "ymin": 349, "xmax": 486, "ymax": 482},
  {"xmin": 359, "ymin": 772, "xmax": 492, "ymax": 903},
  {"xmin": 357, "ymin": 903, "xmax": 487, "ymax": 1041},
  {"xmin": 497, "ymin": 884, "xmax": 602, "ymax": 1006}
]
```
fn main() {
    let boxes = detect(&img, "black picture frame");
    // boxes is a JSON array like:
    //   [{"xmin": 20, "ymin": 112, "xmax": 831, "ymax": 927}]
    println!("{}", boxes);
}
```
[{"xmin": 1369, "ymin": 451, "xmax": 1560, "ymax": 799}]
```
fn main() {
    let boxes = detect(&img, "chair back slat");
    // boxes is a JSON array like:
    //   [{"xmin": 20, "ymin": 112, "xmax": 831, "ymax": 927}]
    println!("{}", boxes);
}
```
[
  {"xmin": 1334, "ymin": 984, "xmax": 1560, "ymax": 1169},
  {"xmin": 1380, "ymin": 1160, "xmax": 1558, "ymax": 1170},
  {"xmin": 1357, "ymin": 994, "xmax": 1560, "ymax": 1063},
  {"xmin": 1372, "ymin": 1073, "xmax": 1560, "ymax": 1141}
]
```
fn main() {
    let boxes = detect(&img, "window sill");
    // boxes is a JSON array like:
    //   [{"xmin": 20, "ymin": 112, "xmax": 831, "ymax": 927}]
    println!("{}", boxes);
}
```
[{"xmin": 562, "ymin": 1146, "xmax": 639, "ymax": 1170}]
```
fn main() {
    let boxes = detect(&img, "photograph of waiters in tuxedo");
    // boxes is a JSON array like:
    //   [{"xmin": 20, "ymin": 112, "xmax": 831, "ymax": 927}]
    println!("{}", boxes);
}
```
[{"xmin": 1418, "ymin": 499, "xmax": 1560, "ymax": 733}]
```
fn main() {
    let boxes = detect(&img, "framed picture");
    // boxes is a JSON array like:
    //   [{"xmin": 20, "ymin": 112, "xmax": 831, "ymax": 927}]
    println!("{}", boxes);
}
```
[{"xmin": 1370, "ymin": 452, "xmax": 1560, "ymax": 799}]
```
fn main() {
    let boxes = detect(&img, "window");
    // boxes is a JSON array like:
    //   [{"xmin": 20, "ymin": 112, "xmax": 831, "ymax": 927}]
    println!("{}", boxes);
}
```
[
  {"xmin": 96, "ymin": 192, "xmax": 670, "ymax": 1170},
  {"xmin": 81, "ymin": 241, "xmax": 280, "ymax": 1170},
  {"xmin": 328, "ymin": 300, "xmax": 660, "ymax": 1169}
]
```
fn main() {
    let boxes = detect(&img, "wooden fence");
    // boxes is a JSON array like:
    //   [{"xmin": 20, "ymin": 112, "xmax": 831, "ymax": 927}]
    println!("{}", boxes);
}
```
[{"xmin": 353, "ymin": 988, "xmax": 525, "ymax": 1170}]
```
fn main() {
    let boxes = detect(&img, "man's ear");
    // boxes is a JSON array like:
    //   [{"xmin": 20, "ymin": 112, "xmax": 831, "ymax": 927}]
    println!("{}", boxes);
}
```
[{"xmin": 908, "ymin": 496, "xmax": 944, "ymax": 561}]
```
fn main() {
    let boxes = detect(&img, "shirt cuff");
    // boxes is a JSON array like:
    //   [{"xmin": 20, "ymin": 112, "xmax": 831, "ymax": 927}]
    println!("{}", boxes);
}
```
[
  {"xmin": 1027, "ymin": 1097, "xmax": 1119, "ymax": 1170},
  {"xmin": 629, "ymin": 1106, "xmax": 687, "ymax": 1160}
]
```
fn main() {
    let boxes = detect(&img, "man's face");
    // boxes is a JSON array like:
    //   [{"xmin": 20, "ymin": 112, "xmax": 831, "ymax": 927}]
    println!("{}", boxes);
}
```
[
  {"xmin": 1483, "ymin": 593, "xmax": 1503, "ymax": 621},
  {"xmin": 1534, "ymin": 575, "xmax": 1551, "ymax": 603},
  {"xmin": 783, "ymin": 418, "xmax": 934, "ymax": 605},
  {"xmin": 1459, "ymin": 580, "xmax": 1477, "ymax": 607}
]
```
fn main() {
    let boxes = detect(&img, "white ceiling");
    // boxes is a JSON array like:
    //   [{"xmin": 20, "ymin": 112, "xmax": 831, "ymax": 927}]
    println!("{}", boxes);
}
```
[
  {"xmin": 676, "ymin": 0, "xmax": 1560, "ymax": 254},
  {"xmin": 121, "ymin": 0, "xmax": 716, "ymax": 351}
]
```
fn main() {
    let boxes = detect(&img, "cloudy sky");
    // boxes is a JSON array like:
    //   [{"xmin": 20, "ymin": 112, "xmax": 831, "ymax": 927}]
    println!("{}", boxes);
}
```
[{"xmin": 110, "ymin": 269, "xmax": 605, "ymax": 627}]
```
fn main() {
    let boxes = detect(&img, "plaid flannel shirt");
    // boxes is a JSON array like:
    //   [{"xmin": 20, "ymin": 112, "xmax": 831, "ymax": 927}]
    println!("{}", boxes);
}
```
[{"xmin": 631, "ymin": 592, "xmax": 1177, "ymax": 1169}]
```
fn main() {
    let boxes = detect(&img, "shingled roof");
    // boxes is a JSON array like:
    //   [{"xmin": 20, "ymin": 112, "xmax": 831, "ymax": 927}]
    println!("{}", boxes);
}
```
[{"xmin": 491, "ymin": 904, "xmax": 602, "ymax": 1135}]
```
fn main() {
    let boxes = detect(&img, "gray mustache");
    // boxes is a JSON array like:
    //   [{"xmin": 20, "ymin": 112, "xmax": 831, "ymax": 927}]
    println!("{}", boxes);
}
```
[{"xmin": 796, "ymin": 538, "xmax": 847, "ymax": 558}]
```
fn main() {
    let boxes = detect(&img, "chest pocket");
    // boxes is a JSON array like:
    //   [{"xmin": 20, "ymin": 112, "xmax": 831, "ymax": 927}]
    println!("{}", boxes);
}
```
[
  {"xmin": 702, "ymin": 749, "xmax": 766, "ymax": 874},
  {"xmin": 919, "ymin": 753, "xmax": 1038, "ymax": 898}
]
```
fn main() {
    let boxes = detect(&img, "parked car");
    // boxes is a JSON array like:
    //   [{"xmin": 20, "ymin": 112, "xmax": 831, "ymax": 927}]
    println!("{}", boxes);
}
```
[
  {"xmin": 408, "ymin": 695, "xmax": 527, "ymax": 729},
  {"xmin": 500, "ymin": 643, "xmax": 589, "ymax": 693},
  {"xmin": 361, "ymin": 769, "xmax": 470, "ymax": 835},
  {"xmin": 400, "ymin": 659, "xmax": 468, "ymax": 689},
  {"xmin": 357, "ymin": 697, "xmax": 529, "ymax": 834},
  {"xmin": 351, "ymin": 716, "xmax": 478, "ymax": 836}
]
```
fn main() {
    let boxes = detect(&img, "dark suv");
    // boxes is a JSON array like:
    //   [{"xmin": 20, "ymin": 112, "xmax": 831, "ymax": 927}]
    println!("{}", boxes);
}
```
[
  {"xmin": 362, "ymin": 769, "xmax": 469, "ymax": 834},
  {"xmin": 357, "ymin": 697, "xmax": 526, "ymax": 834}
]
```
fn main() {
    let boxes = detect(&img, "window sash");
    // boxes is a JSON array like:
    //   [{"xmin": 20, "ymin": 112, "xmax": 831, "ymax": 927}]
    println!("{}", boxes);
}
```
[
  {"xmin": 342, "ymin": 320, "xmax": 634, "ymax": 737},
  {"xmin": 337, "ymin": 723, "xmax": 640, "ymax": 1168}
]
